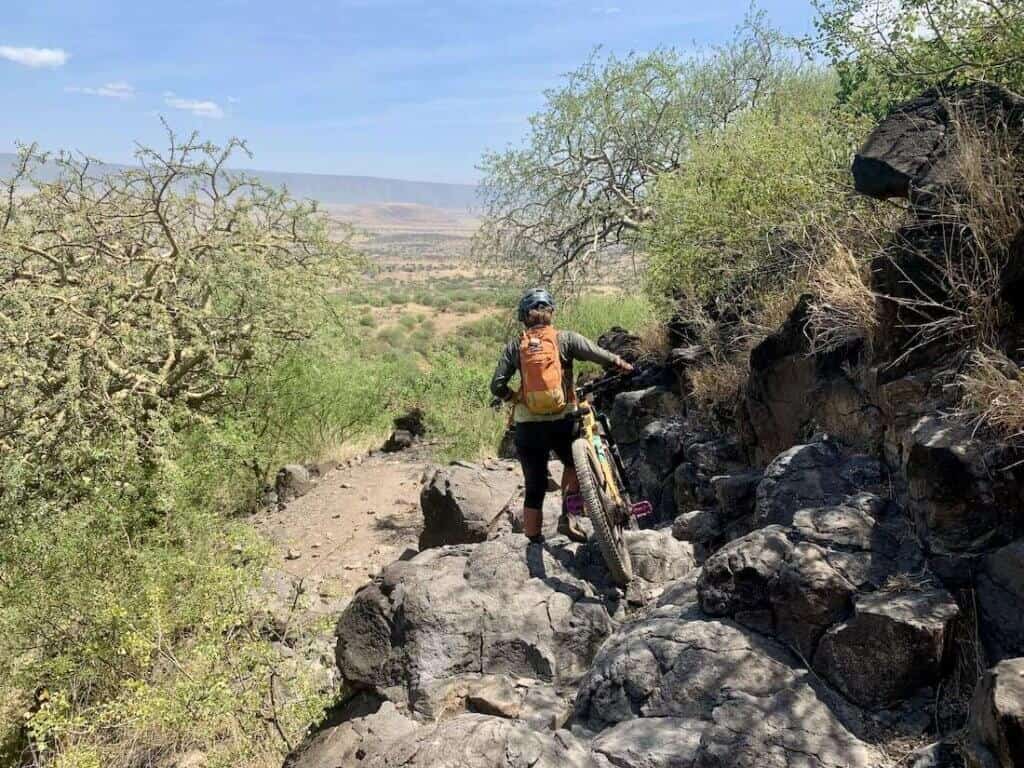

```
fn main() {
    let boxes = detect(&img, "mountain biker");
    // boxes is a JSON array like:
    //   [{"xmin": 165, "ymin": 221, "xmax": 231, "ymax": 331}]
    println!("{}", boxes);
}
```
[{"xmin": 491, "ymin": 288, "xmax": 634, "ymax": 544}]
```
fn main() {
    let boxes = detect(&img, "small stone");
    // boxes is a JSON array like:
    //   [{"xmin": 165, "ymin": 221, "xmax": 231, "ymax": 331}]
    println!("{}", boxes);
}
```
[{"xmin": 285, "ymin": 548, "xmax": 301, "ymax": 560}]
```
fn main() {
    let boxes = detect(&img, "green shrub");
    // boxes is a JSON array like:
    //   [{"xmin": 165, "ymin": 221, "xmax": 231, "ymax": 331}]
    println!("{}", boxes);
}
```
[
  {"xmin": 643, "ymin": 71, "xmax": 868, "ymax": 306},
  {"xmin": 0, "ymin": 135, "xmax": 355, "ymax": 766},
  {"xmin": 815, "ymin": 0, "xmax": 1024, "ymax": 118}
]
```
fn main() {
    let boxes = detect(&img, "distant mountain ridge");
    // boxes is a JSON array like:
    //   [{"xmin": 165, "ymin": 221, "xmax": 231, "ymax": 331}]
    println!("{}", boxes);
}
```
[{"xmin": 0, "ymin": 153, "xmax": 478, "ymax": 210}]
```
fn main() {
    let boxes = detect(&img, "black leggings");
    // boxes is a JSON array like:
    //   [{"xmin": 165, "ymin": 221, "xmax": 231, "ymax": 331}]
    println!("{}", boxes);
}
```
[{"xmin": 515, "ymin": 418, "xmax": 576, "ymax": 509}]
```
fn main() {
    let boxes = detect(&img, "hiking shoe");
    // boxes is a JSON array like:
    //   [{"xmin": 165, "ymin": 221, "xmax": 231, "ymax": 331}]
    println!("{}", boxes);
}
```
[{"xmin": 557, "ymin": 513, "xmax": 588, "ymax": 543}]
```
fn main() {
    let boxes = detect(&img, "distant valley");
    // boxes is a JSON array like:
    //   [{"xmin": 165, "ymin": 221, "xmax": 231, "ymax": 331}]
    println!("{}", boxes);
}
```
[{"xmin": 0, "ymin": 152, "xmax": 478, "ymax": 211}]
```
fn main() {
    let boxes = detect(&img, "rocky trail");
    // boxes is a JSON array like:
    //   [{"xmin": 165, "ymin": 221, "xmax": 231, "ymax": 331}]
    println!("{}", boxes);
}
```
[{"xmin": 260, "ymin": 86, "xmax": 1024, "ymax": 768}]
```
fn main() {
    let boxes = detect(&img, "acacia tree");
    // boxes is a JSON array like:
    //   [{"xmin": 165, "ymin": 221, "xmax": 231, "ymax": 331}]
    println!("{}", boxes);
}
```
[
  {"xmin": 473, "ymin": 12, "xmax": 795, "ymax": 288},
  {"xmin": 815, "ymin": 0, "xmax": 1024, "ymax": 117},
  {"xmin": 0, "ymin": 129, "xmax": 355, "ymax": 488}
]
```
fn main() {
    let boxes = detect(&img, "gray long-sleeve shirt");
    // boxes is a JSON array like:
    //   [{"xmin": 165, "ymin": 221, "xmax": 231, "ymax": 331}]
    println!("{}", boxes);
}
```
[{"xmin": 490, "ymin": 329, "xmax": 621, "ymax": 423}]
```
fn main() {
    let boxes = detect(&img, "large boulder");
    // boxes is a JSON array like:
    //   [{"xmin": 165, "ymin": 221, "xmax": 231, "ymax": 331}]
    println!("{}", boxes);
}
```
[
  {"xmin": 756, "ymin": 438, "xmax": 885, "ymax": 527},
  {"xmin": 673, "ymin": 435, "xmax": 746, "ymax": 516},
  {"xmin": 591, "ymin": 717, "xmax": 703, "ymax": 768},
  {"xmin": 418, "ymin": 462, "xmax": 522, "ymax": 550},
  {"xmin": 812, "ymin": 585, "xmax": 960, "ymax": 707},
  {"xmin": 858, "ymin": 87, "xmax": 1024, "ymax": 365},
  {"xmin": 697, "ymin": 526, "xmax": 793, "ymax": 622},
  {"xmin": 965, "ymin": 658, "xmax": 1024, "ymax": 768},
  {"xmin": 770, "ymin": 542, "xmax": 857, "ymax": 660},
  {"xmin": 609, "ymin": 387, "xmax": 681, "ymax": 445},
  {"xmin": 366, "ymin": 713, "xmax": 591, "ymax": 768},
  {"xmin": 711, "ymin": 470, "xmax": 762, "ymax": 522},
  {"xmin": 621, "ymin": 418, "xmax": 688, "ymax": 521},
  {"xmin": 285, "ymin": 694, "xmax": 419, "ymax": 768},
  {"xmin": 574, "ymin": 610, "xmax": 878, "ymax": 768},
  {"xmin": 904, "ymin": 416, "xmax": 1022, "ymax": 555},
  {"xmin": 977, "ymin": 539, "xmax": 1024, "ymax": 662},
  {"xmin": 739, "ymin": 297, "xmax": 882, "ymax": 465},
  {"xmin": 623, "ymin": 529, "xmax": 696, "ymax": 585},
  {"xmin": 853, "ymin": 84, "xmax": 1024, "ymax": 205},
  {"xmin": 335, "ymin": 535, "xmax": 613, "ymax": 717}
]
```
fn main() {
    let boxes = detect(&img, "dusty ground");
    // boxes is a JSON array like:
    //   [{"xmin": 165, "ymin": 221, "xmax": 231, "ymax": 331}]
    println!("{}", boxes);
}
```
[{"xmin": 252, "ymin": 449, "xmax": 430, "ymax": 620}]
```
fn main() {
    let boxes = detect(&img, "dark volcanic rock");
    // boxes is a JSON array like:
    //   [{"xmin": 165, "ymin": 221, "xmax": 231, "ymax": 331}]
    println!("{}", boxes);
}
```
[
  {"xmin": 276, "ymin": 463, "xmax": 314, "ymax": 503},
  {"xmin": 285, "ymin": 694, "xmax": 418, "ymax": 768},
  {"xmin": 623, "ymin": 529, "xmax": 696, "ymax": 585},
  {"xmin": 383, "ymin": 428, "xmax": 416, "ymax": 453},
  {"xmin": 965, "ymin": 658, "xmax": 1024, "ymax": 768},
  {"xmin": 597, "ymin": 326, "xmax": 642, "ymax": 364},
  {"xmin": 853, "ymin": 84, "xmax": 1024, "ymax": 205},
  {"xmin": 697, "ymin": 526, "xmax": 793, "ymax": 620},
  {"xmin": 371, "ymin": 713, "xmax": 591, "ymax": 768},
  {"xmin": 756, "ymin": 438, "xmax": 885, "ymax": 527},
  {"xmin": 904, "ymin": 416, "xmax": 1022, "ymax": 555},
  {"xmin": 335, "ymin": 536, "xmax": 613, "ymax": 717},
  {"xmin": 812, "ymin": 585, "xmax": 959, "ymax": 707},
  {"xmin": 977, "ymin": 539, "xmax": 1024, "ymax": 662},
  {"xmin": 418, "ymin": 462, "xmax": 521, "ymax": 550},
  {"xmin": 770, "ymin": 542, "xmax": 856, "ymax": 660},
  {"xmin": 610, "ymin": 387, "xmax": 681, "ymax": 445},
  {"xmin": 574, "ymin": 609, "xmax": 879, "ymax": 767},
  {"xmin": 740, "ymin": 297, "xmax": 881, "ymax": 464}
]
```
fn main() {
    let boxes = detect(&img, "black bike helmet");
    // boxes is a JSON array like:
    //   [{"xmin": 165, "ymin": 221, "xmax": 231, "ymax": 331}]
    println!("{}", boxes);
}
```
[{"xmin": 517, "ymin": 288, "xmax": 556, "ymax": 323}]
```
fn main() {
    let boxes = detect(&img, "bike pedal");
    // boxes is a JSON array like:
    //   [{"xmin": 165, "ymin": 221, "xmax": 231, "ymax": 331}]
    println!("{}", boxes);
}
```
[{"xmin": 630, "ymin": 501, "xmax": 653, "ymax": 518}]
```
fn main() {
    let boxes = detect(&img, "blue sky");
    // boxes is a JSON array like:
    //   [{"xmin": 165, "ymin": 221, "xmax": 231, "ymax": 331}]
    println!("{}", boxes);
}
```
[{"xmin": 2, "ymin": 0, "xmax": 818, "ymax": 183}]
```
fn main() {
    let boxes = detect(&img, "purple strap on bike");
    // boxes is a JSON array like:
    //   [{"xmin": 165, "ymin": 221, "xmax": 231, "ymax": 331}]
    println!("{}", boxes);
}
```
[
  {"xmin": 565, "ymin": 493, "xmax": 584, "ymax": 516},
  {"xmin": 630, "ymin": 501, "xmax": 653, "ymax": 518}
]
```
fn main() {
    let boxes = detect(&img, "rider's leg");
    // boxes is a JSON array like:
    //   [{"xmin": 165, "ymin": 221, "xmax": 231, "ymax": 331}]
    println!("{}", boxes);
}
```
[
  {"xmin": 552, "ymin": 420, "xmax": 587, "ymax": 543},
  {"xmin": 523, "ymin": 506, "xmax": 543, "ymax": 539},
  {"xmin": 515, "ymin": 422, "xmax": 548, "ymax": 542}
]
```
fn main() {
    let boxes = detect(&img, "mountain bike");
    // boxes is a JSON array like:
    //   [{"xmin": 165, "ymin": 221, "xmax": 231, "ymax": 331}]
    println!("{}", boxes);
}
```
[{"xmin": 570, "ymin": 378, "xmax": 652, "ymax": 587}]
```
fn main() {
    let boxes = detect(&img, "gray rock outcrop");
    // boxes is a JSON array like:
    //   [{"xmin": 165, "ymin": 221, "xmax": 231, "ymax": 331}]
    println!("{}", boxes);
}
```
[
  {"xmin": 965, "ymin": 658, "xmax": 1024, "ymax": 768},
  {"xmin": 418, "ymin": 461, "xmax": 522, "ymax": 549}
]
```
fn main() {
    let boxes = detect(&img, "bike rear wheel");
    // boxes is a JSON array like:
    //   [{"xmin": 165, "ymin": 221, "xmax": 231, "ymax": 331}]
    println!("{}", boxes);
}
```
[{"xmin": 571, "ymin": 437, "xmax": 633, "ymax": 586}]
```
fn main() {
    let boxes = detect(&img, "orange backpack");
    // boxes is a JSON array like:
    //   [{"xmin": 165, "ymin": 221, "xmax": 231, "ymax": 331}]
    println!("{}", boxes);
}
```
[{"xmin": 519, "ymin": 326, "xmax": 568, "ymax": 415}]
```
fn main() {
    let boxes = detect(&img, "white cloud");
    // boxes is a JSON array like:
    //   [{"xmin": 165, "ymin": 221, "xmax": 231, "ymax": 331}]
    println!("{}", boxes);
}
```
[
  {"xmin": 163, "ymin": 92, "xmax": 225, "ymax": 118},
  {"xmin": 227, "ymin": 96, "xmax": 241, "ymax": 104},
  {"xmin": 66, "ymin": 81, "xmax": 135, "ymax": 99},
  {"xmin": 591, "ymin": 5, "xmax": 621, "ymax": 14},
  {"xmin": 0, "ymin": 45, "xmax": 69, "ymax": 68}
]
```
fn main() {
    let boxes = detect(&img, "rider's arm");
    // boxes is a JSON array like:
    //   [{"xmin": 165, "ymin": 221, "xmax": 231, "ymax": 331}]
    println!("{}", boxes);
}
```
[
  {"xmin": 562, "ymin": 331, "xmax": 628, "ymax": 369},
  {"xmin": 490, "ymin": 340, "xmax": 520, "ymax": 401}
]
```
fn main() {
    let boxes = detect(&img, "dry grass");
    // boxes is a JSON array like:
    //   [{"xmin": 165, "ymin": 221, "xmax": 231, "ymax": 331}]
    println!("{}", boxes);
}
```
[
  {"xmin": 957, "ymin": 348, "xmax": 1024, "ymax": 444},
  {"xmin": 741, "ymin": 281, "xmax": 810, "ymax": 351},
  {"xmin": 689, "ymin": 357, "xmax": 749, "ymax": 416},
  {"xmin": 636, "ymin": 320, "xmax": 671, "ymax": 362},
  {"xmin": 887, "ymin": 112, "xmax": 1022, "ymax": 363},
  {"xmin": 807, "ymin": 241, "xmax": 879, "ymax": 356}
]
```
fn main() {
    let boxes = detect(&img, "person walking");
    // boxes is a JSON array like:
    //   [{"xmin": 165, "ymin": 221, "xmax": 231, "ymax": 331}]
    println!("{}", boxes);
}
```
[{"xmin": 490, "ymin": 288, "xmax": 633, "ymax": 543}]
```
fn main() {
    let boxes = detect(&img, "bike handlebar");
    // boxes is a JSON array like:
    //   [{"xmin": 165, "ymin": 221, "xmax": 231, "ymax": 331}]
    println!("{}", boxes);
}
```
[{"xmin": 576, "ymin": 364, "xmax": 648, "ymax": 400}]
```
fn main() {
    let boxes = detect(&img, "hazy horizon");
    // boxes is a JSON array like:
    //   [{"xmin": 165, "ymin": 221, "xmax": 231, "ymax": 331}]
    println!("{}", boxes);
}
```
[{"xmin": 3, "ymin": 1, "xmax": 818, "ymax": 184}]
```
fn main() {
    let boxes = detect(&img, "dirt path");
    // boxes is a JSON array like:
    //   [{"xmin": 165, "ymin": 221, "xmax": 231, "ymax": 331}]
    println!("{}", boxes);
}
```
[{"xmin": 252, "ymin": 449, "xmax": 431, "ymax": 620}]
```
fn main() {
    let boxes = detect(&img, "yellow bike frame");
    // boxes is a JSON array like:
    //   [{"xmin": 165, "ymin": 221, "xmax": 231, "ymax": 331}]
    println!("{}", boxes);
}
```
[{"xmin": 575, "ymin": 403, "xmax": 627, "ymax": 516}]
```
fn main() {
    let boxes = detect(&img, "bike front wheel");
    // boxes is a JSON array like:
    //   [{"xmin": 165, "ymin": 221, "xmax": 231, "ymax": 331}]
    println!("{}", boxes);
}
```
[{"xmin": 571, "ymin": 437, "xmax": 633, "ymax": 587}]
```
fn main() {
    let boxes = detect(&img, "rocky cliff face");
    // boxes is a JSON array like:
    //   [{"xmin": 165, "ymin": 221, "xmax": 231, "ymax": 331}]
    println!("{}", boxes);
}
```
[{"xmin": 283, "ymin": 86, "xmax": 1024, "ymax": 768}]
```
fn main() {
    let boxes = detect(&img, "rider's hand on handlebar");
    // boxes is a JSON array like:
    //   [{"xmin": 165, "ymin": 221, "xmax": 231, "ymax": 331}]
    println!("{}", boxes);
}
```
[{"xmin": 615, "ymin": 357, "xmax": 635, "ymax": 374}]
